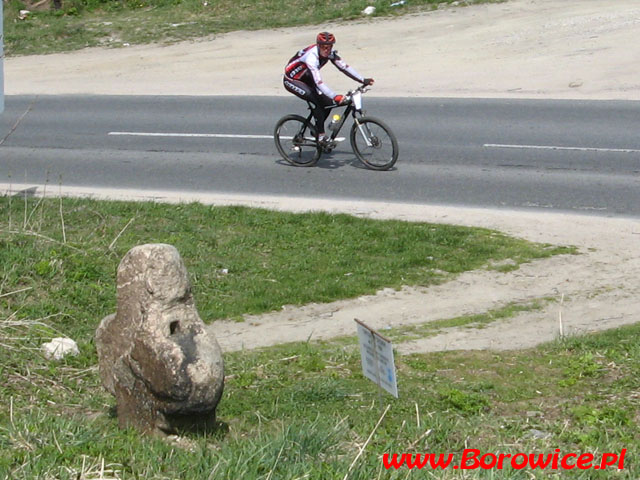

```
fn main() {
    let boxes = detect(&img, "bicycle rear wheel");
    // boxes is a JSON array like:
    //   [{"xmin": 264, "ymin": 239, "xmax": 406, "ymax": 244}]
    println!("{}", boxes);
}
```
[
  {"xmin": 350, "ymin": 116, "xmax": 398, "ymax": 171},
  {"xmin": 274, "ymin": 114, "xmax": 321, "ymax": 167}
]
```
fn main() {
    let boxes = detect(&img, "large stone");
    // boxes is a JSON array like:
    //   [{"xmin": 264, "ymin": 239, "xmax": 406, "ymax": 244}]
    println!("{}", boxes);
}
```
[{"xmin": 95, "ymin": 244, "xmax": 224, "ymax": 435}]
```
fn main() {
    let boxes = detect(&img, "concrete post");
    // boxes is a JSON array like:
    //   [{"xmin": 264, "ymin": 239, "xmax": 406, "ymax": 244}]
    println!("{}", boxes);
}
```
[{"xmin": 1, "ymin": 0, "xmax": 4, "ymax": 113}]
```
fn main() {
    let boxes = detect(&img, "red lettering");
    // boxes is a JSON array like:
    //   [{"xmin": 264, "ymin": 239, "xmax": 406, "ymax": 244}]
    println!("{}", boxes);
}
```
[
  {"xmin": 561, "ymin": 453, "xmax": 577, "ymax": 470},
  {"xmin": 496, "ymin": 453, "xmax": 511, "ymax": 469},
  {"xmin": 529, "ymin": 453, "xmax": 554, "ymax": 469},
  {"xmin": 382, "ymin": 449, "xmax": 628, "ymax": 471},
  {"xmin": 479, "ymin": 453, "xmax": 497, "ymax": 469},
  {"xmin": 405, "ymin": 454, "xmax": 429, "ymax": 469},
  {"xmin": 618, "ymin": 449, "xmax": 626, "ymax": 469},
  {"xmin": 600, "ymin": 453, "xmax": 618, "ymax": 469},
  {"xmin": 461, "ymin": 449, "xmax": 480, "ymax": 469},
  {"xmin": 552, "ymin": 449, "xmax": 560, "ymax": 469},
  {"xmin": 428, "ymin": 453, "xmax": 455, "ymax": 469},
  {"xmin": 383, "ymin": 453, "xmax": 405, "ymax": 470},
  {"xmin": 511, "ymin": 453, "xmax": 528, "ymax": 470},
  {"xmin": 382, "ymin": 453, "xmax": 454, "ymax": 470},
  {"xmin": 576, "ymin": 453, "xmax": 593, "ymax": 469}
]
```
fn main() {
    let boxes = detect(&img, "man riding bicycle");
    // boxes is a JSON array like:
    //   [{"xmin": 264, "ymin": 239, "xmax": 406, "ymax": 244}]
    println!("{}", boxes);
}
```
[{"xmin": 283, "ymin": 32, "xmax": 374, "ymax": 147}]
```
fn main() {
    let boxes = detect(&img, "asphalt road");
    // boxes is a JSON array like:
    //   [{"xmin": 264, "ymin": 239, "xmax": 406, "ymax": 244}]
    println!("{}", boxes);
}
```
[{"xmin": 1, "ymin": 95, "xmax": 639, "ymax": 217}]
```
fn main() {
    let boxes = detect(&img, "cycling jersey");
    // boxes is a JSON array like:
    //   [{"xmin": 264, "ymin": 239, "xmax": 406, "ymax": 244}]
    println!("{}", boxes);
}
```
[{"xmin": 284, "ymin": 45, "xmax": 364, "ymax": 99}]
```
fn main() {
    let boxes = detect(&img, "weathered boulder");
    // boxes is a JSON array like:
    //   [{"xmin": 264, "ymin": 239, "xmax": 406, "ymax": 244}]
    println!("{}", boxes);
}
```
[{"xmin": 95, "ymin": 244, "xmax": 224, "ymax": 435}]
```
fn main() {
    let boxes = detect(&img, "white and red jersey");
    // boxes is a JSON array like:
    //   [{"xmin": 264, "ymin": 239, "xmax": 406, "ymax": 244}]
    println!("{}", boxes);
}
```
[{"xmin": 284, "ymin": 45, "xmax": 365, "ymax": 99}]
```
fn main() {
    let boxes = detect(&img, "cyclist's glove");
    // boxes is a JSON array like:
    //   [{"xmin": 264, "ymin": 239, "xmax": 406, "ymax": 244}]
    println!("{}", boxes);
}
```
[
  {"xmin": 363, "ymin": 78, "xmax": 375, "ymax": 86},
  {"xmin": 333, "ymin": 94, "xmax": 345, "ymax": 105}
]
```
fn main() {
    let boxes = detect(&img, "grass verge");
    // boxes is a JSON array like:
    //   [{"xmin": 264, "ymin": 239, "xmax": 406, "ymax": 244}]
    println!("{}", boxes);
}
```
[
  {"xmin": 0, "ymin": 194, "xmax": 601, "ymax": 479},
  {"xmin": 3, "ymin": 0, "xmax": 503, "ymax": 56},
  {"xmin": 0, "ymin": 194, "xmax": 570, "ymax": 331},
  {"xmin": 2, "ymin": 314, "xmax": 639, "ymax": 478}
]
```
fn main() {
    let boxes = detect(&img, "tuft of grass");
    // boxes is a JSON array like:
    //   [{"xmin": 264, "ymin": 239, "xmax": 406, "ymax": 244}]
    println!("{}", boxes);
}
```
[
  {"xmin": 3, "ymin": 0, "xmax": 505, "ymax": 56},
  {"xmin": 438, "ymin": 387, "xmax": 490, "ymax": 415},
  {"xmin": 384, "ymin": 298, "xmax": 555, "ymax": 343}
]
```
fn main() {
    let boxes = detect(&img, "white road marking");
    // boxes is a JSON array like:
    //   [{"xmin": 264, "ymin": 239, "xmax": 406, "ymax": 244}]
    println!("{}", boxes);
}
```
[
  {"xmin": 108, "ymin": 132, "xmax": 347, "ymax": 142},
  {"xmin": 109, "ymin": 131, "xmax": 273, "ymax": 139},
  {"xmin": 484, "ymin": 143, "xmax": 640, "ymax": 154}
]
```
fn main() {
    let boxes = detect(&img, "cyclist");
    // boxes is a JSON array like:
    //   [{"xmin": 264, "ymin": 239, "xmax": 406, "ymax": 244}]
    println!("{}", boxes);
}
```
[{"xmin": 283, "ymin": 32, "xmax": 374, "ymax": 147}]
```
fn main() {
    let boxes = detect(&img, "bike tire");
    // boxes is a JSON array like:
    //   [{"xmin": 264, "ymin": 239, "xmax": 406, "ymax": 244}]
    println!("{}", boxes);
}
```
[
  {"xmin": 350, "ymin": 116, "xmax": 399, "ymax": 171},
  {"xmin": 274, "ymin": 114, "xmax": 321, "ymax": 167}
]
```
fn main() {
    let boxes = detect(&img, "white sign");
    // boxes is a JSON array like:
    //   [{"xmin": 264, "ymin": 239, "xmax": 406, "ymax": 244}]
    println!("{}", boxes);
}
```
[{"xmin": 355, "ymin": 319, "xmax": 398, "ymax": 398}]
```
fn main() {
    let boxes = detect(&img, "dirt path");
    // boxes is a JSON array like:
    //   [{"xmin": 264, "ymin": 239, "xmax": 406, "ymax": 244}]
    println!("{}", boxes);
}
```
[
  {"xmin": 5, "ymin": 0, "xmax": 640, "ymax": 99},
  {"xmin": 199, "ymin": 197, "xmax": 639, "ymax": 353},
  {"xmin": 4, "ymin": 0, "xmax": 640, "ymax": 353}
]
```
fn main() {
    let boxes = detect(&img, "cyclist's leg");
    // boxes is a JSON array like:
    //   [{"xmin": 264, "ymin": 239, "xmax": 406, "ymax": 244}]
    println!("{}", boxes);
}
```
[
  {"xmin": 283, "ymin": 78, "xmax": 326, "ymax": 138},
  {"xmin": 315, "ymin": 94, "xmax": 335, "ymax": 141}
]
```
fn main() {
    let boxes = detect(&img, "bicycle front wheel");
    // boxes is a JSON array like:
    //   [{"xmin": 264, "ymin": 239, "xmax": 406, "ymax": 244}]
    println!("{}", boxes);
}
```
[
  {"xmin": 274, "ymin": 114, "xmax": 321, "ymax": 167},
  {"xmin": 350, "ymin": 116, "xmax": 398, "ymax": 171}
]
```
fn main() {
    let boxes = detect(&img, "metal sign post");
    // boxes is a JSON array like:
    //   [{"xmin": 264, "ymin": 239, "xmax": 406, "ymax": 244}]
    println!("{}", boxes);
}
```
[
  {"xmin": 355, "ymin": 319, "xmax": 398, "ymax": 402},
  {"xmin": 1, "ymin": 0, "xmax": 4, "ymax": 113}
]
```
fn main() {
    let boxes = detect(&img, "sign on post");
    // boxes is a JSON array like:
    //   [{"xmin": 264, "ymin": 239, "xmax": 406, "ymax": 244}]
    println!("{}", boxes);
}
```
[{"xmin": 355, "ymin": 318, "xmax": 398, "ymax": 398}]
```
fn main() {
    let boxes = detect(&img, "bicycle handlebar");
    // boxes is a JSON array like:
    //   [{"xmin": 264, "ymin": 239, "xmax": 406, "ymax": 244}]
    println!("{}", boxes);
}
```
[
  {"xmin": 342, "ymin": 85, "xmax": 371, "ymax": 106},
  {"xmin": 346, "ymin": 85, "xmax": 371, "ymax": 98}
]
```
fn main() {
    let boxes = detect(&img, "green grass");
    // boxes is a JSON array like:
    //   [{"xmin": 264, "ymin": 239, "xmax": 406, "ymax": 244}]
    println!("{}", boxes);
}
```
[
  {"xmin": 3, "ymin": 308, "xmax": 640, "ymax": 478},
  {"xmin": 0, "ymin": 194, "xmax": 598, "ymax": 479},
  {"xmin": 0, "ymin": 195, "xmax": 570, "ymax": 333},
  {"xmin": 382, "ymin": 298, "xmax": 554, "ymax": 343},
  {"xmin": 3, "ymin": 0, "xmax": 503, "ymax": 56}
]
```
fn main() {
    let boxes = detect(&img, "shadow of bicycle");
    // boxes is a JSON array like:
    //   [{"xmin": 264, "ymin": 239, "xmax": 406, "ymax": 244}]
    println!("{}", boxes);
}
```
[{"xmin": 275, "ymin": 151, "xmax": 397, "ymax": 171}]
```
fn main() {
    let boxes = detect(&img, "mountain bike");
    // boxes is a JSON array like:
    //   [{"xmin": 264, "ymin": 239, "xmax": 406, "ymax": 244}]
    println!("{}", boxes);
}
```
[{"xmin": 274, "ymin": 85, "xmax": 399, "ymax": 170}]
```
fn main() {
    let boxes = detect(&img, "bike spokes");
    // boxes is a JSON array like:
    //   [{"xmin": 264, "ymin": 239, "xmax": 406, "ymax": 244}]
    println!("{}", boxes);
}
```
[
  {"xmin": 350, "ymin": 117, "xmax": 398, "ymax": 171},
  {"xmin": 274, "ymin": 115, "xmax": 321, "ymax": 167}
]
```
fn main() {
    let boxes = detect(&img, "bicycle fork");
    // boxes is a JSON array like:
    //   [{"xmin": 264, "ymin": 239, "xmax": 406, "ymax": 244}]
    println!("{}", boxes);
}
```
[{"xmin": 354, "ymin": 118, "xmax": 374, "ymax": 147}]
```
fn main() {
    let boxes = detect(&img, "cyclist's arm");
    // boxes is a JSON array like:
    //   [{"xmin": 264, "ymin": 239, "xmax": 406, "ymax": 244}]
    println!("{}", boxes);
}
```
[
  {"xmin": 332, "ymin": 54, "xmax": 365, "ymax": 83},
  {"xmin": 306, "ymin": 52, "xmax": 338, "ymax": 99}
]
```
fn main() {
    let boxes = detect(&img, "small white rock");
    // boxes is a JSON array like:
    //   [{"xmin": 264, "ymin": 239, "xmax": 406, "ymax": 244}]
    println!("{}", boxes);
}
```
[
  {"xmin": 362, "ymin": 6, "xmax": 376, "ymax": 15},
  {"xmin": 42, "ymin": 337, "xmax": 79, "ymax": 360}
]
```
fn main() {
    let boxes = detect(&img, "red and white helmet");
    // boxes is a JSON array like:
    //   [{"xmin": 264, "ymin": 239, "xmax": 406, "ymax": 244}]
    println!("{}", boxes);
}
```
[{"xmin": 316, "ymin": 31, "xmax": 336, "ymax": 45}]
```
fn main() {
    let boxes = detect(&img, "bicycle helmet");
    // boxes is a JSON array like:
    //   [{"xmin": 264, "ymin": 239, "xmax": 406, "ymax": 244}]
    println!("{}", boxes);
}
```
[{"xmin": 316, "ymin": 31, "xmax": 336, "ymax": 45}]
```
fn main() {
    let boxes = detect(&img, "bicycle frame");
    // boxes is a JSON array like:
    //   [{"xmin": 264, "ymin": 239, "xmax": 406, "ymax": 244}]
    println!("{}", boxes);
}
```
[{"xmin": 303, "ymin": 86, "xmax": 370, "ymax": 144}]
